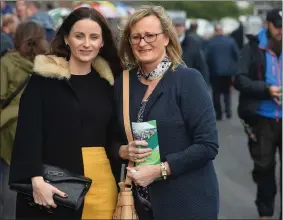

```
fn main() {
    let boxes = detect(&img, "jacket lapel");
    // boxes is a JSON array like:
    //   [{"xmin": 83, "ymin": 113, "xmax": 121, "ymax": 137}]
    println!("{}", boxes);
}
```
[
  {"xmin": 142, "ymin": 82, "xmax": 163, "ymax": 120},
  {"xmin": 129, "ymin": 69, "xmax": 147, "ymax": 122},
  {"xmin": 140, "ymin": 66, "xmax": 175, "ymax": 121},
  {"xmin": 128, "ymin": 66, "xmax": 175, "ymax": 122}
]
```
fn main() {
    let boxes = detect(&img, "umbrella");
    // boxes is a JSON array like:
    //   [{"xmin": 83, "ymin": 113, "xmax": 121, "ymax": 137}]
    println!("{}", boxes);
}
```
[
  {"xmin": 115, "ymin": 3, "xmax": 128, "ymax": 17},
  {"xmin": 97, "ymin": 1, "xmax": 119, "ymax": 18},
  {"xmin": 115, "ymin": 2, "xmax": 135, "ymax": 17},
  {"xmin": 74, "ymin": 1, "xmax": 119, "ymax": 18},
  {"xmin": 48, "ymin": 8, "xmax": 72, "ymax": 28},
  {"xmin": 220, "ymin": 17, "xmax": 240, "ymax": 35}
]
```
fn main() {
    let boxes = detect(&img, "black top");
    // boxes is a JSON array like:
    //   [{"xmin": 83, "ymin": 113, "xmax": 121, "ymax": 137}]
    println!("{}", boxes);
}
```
[
  {"xmin": 181, "ymin": 33, "xmax": 209, "ymax": 85},
  {"xmin": 69, "ymin": 69, "xmax": 113, "ymax": 147}
]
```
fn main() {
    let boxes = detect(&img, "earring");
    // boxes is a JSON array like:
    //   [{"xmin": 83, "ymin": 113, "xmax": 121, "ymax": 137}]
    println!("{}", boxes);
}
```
[
  {"xmin": 65, "ymin": 43, "xmax": 70, "ymax": 51},
  {"xmin": 65, "ymin": 43, "xmax": 71, "ymax": 60}
]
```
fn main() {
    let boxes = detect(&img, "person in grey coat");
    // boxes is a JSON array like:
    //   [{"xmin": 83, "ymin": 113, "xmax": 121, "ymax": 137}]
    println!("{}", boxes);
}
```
[{"xmin": 114, "ymin": 5, "xmax": 219, "ymax": 220}]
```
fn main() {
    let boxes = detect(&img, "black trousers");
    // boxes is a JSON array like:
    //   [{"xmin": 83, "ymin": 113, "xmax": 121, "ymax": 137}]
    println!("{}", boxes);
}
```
[
  {"xmin": 0, "ymin": 159, "xmax": 16, "ymax": 219},
  {"xmin": 247, "ymin": 116, "xmax": 282, "ymax": 217},
  {"xmin": 210, "ymin": 76, "xmax": 232, "ymax": 119}
]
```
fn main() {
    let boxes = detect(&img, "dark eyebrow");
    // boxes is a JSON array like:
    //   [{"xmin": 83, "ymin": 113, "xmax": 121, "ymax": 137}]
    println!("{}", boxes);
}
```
[
  {"xmin": 73, "ymin": 32, "xmax": 100, "ymax": 36},
  {"xmin": 73, "ymin": 32, "xmax": 84, "ymax": 35},
  {"xmin": 90, "ymin": 33, "xmax": 100, "ymax": 36}
]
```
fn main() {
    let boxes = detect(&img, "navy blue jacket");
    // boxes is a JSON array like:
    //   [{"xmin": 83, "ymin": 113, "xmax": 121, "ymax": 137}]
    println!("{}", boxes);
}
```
[
  {"xmin": 0, "ymin": 31, "xmax": 13, "ymax": 56},
  {"xmin": 114, "ymin": 65, "xmax": 219, "ymax": 220},
  {"xmin": 206, "ymin": 35, "xmax": 239, "ymax": 76}
]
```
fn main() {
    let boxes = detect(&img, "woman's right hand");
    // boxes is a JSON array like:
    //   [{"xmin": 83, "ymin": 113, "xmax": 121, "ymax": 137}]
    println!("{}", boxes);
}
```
[
  {"xmin": 31, "ymin": 176, "xmax": 67, "ymax": 208},
  {"xmin": 119, "ymin": 141, "xmax": 152, "ymax": 163}
]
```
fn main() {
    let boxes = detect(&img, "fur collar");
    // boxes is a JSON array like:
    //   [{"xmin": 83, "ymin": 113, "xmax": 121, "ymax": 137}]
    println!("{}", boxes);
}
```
[{"xmin": 33, "ymin": 55, "xmax": 114, "ymax": 86}]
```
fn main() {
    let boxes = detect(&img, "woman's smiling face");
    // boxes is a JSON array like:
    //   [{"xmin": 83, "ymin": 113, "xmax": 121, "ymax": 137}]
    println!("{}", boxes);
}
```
[
  {"xmin": 65, "ymin": 19, "xmax": 104, "ymax": 63},
  {"xmin": 130, "ymin": 15, "xmax": 169, "ymax": 66}
]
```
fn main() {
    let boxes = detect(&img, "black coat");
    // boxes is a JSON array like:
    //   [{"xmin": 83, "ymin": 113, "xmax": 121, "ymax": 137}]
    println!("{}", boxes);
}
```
[
  {"xmin": 9, "ymin": 55, "xmax": 121, "ymax": 219},
  {"xmin": 114, "ymin": 65, "xmax": 219, "ymax": 220},
  {"xmin": 234, "ymin": 35, "xmax": 270, "ymax": 124},
  {"xmin": 181, "ymin": 34, "xmax": 209, "ymax": 85}
]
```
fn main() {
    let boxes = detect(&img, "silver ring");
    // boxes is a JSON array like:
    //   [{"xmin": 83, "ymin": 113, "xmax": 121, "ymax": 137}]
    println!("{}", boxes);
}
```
[{"xmin": 131, "ymin": 169, "xmax": 137, "ymax": 173}]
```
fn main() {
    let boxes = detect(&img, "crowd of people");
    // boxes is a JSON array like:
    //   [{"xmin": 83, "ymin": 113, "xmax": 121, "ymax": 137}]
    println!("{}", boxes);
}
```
[{"xmin": 0, "ymin": 1, "xmax": 282, "ymax": 220}]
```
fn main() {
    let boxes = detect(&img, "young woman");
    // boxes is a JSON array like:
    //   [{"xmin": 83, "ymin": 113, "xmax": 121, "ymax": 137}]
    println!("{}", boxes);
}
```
[{"xmin": 9, "ymin": 7, "xmax": 122, "ymax": 219}]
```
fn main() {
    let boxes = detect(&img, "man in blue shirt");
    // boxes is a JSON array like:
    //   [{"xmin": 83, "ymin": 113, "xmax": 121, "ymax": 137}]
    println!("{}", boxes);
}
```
[
  {"xmin": 258, "ymin": 26, "xmax": 268, "ymax": 48},
  {"xmin": 0, "ymin": 1, "xmax": 13, "ymax": 15},
  {"xmin": 235, "ymin": 8, "xmax": 282, "ymax": 220}
]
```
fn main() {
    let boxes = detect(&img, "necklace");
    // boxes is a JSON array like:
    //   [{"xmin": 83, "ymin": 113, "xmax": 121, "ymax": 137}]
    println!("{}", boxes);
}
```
[{"xmin": 137, "ymin": 55, "xmax": 172, "ymax": 81}]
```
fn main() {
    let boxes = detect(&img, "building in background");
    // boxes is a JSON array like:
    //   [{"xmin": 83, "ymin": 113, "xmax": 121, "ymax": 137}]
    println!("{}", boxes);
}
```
[{"xmin": 252, "ymin": 1, "xmax": 273, "ymax": 18}]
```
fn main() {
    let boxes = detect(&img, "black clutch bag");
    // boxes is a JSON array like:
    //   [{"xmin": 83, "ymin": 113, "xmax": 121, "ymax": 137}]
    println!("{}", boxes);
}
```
[{"xmin": 9, "ymin": 164, "xmax": 92, "ymax": 211}]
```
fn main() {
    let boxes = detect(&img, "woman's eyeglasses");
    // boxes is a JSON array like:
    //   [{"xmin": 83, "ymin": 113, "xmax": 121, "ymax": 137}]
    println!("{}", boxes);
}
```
[{"xmin": 129, "ymin": 32, "xmax": 163, "ymax": 45}]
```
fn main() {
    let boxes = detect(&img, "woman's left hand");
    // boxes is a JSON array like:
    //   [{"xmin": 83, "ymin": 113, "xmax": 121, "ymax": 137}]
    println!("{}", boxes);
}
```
[{"xmin": 126, "ymin": 165, "xmax": 160, "ymax": 187}]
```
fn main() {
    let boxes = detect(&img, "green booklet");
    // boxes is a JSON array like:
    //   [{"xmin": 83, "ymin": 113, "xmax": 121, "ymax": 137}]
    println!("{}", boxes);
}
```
[{"xmin": 131, "ymin": 120, "xmax": 160, "ymax": 166}]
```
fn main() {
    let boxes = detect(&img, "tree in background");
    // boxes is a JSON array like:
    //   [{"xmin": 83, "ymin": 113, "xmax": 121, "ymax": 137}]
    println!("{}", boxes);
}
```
[{"xmin": 151, "ymin": 1, "xmax": 240, "ymax": 20}]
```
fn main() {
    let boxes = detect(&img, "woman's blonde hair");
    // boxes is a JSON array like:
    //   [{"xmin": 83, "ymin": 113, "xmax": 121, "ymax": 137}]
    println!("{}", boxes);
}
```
[{"xmin": 119, "ymin": 5, "xmax": 183, "ymax": 70}]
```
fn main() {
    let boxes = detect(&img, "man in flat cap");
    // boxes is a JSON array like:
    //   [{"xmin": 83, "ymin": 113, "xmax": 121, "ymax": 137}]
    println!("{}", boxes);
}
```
[{"xmin": 172, "ymin": 17, "xmax": 209, "ymax": 85}]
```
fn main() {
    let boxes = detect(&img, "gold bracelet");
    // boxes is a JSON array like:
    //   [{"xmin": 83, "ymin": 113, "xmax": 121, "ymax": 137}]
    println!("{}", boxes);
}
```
[{"xmin": 160, "ymin": 162, "xmax": 167, "ymax": 180}]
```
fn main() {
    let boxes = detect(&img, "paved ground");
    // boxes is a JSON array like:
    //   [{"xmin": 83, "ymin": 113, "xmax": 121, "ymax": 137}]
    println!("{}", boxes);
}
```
[
  {"xmin": 215, "ymin": 89, "xmax": 281, "ymax": 219},
  {"xmin": 0, "ymin": 90, "xmax": 281, "ymax": 219}
]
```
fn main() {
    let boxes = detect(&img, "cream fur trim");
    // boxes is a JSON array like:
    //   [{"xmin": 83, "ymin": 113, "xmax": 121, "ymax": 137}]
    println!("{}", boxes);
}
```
[
  {"xmin": 92, "ymin": 56, "xmax": 114, "ymax": 86},
  {"xmin": 33, "ymin": 55, "xmax": 114, "ymax": 86},
  {"xmin": 34, "ymin": 55, "xmax": 70, "ymax": 79}
]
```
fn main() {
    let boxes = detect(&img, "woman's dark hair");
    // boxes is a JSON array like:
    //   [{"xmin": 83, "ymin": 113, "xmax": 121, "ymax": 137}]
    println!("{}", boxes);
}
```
[
  {"xmin": 51, "ymin": 7, "xmax": 122, "ymax": 78},
  {"xmin": 14, "ymin": 21, "xmax": 49, "ymax": 61}
]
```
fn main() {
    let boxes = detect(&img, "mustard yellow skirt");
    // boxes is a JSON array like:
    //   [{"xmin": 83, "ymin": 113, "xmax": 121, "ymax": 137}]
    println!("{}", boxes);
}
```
[{"xmin": 81, "ymin": 147, "xmax": 118, "ymax": 219}]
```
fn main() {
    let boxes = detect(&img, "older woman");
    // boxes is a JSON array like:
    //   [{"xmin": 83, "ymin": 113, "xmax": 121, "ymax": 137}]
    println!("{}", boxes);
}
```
[{"xmin": 114, "ymin": 5, "xmax": 219, "ymax": 220}]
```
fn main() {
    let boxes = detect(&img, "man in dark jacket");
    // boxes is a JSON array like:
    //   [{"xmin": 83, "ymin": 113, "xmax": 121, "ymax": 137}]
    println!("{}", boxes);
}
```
[
  {"xmin": 230, "ymin": 21, "xmax": 244, "ymax": 50},
  {"xmin": 172, "ymin": 17, "xmax": 209, "ymax": 85},
  {"xmin": 188, "ymin": 20, "xmax": 203, "ymax": 48},
  {"xmin": 206, "ymin": 24, "xmax": 239, "ymax": 120},
  {"xmin": 234, "ymin": 8, "xmax": 282, "ymax": 220}
]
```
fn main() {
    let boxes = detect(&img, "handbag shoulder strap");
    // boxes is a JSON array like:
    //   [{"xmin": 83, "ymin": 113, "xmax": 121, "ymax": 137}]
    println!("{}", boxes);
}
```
[
  {"xmin": 122, "ymin": 70, "xmax": 134, "ymax": 186},
  {"xmin": 0, "ymin": 75, "xmax": 30, "ymax": 110}
]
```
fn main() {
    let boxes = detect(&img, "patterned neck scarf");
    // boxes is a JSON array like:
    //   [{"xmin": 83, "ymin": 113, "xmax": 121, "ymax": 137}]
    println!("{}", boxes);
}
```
[{"xmin": 137, "ymin": 55, "xmax": 172, "ymax": 81}]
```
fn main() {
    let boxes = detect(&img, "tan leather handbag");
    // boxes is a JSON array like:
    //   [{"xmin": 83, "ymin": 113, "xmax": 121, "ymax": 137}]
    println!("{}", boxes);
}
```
[{"xmin": 113, "ymin": 70, "xmax": 138, "ymax": 220}]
